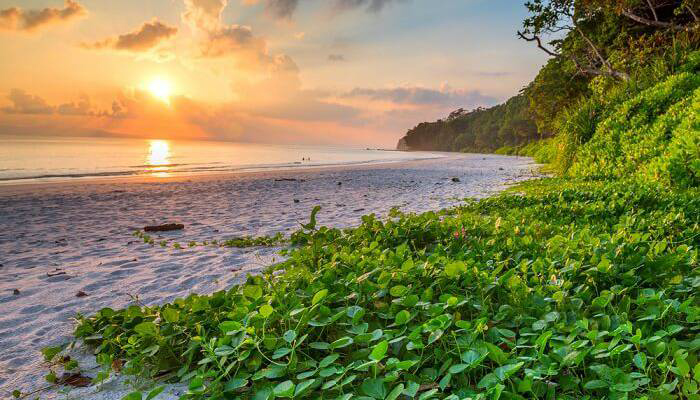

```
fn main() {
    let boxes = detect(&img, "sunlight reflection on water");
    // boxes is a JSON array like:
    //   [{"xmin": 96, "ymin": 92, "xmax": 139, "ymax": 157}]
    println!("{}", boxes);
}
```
[{"xmin": 146, "ymin": 139, "xmax": 171, "ymax": 177}]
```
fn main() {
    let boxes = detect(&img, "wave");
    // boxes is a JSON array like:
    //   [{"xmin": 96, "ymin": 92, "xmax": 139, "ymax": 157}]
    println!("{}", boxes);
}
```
[{"xmin": 0, "ymin": 155, "xmax": 447, "ymax": 184}]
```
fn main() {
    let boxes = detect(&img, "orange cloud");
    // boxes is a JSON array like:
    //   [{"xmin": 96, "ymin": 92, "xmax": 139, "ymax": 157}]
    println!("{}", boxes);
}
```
[
  {"xmin": 0, "ymin": 0, "xmax": 86, "ymax": 32},
  {"xmin": 82, "ymin": 19, "xmax": 177, "ymax": 52}
]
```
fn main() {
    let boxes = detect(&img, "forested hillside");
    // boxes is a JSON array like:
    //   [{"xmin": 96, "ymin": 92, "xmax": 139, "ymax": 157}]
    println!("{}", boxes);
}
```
[
  {"xmin": 397, "ymin": 0, "xmax": 700, "ymax": 165},
  {"xmin": 400, "ymin": 94, "xmax": 540, "ymax": 153}
]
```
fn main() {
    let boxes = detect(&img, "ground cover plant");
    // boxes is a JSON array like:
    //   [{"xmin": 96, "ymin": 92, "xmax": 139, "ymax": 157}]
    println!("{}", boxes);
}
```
[
  {"xmin": 132, "ymin": 231, "xmax": 287, "ymax": 250},
  {"xmin": 61, "ymin": 177, "xmax": 700, "ymax": 400}
]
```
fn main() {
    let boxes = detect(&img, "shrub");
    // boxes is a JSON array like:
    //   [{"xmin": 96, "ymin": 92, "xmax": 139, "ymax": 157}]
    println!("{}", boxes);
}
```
[{"xmin": 569, "ymin": 72, "xmax": 700, "ymax": 181}]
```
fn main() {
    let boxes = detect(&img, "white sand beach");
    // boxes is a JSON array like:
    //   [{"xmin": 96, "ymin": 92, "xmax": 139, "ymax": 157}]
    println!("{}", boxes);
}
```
[{"xmin": 0, "ymin": 154, "xmax": 538, "ymax": 399}]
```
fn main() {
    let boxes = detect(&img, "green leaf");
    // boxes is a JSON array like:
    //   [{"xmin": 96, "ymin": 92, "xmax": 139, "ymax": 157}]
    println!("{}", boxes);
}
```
[
  {"xmin": 386, "ymin": 384, "xmax": 404, "ymax": 400},
  {"xmin": 461, "ymin": 349, "xmax": 483, "ymax": 366},
  {"xmin": 134, "ymin": 322, "xmax": 157, "ymax": 337},
  {"xmin": 295, "ymin": 380, "xmax": 316, "ymax": 397},
  {"xmin": 394, "ymin": 310, "xmax": 410, "ymax": 325},
  {"xmin": 218, "ymin": 321, "xmax": 242, "ymax": 335},
  {"xmin": 439, "ymin": 373, "xmax": 452, "ymax": 390},
  {"xmin": 494, "ymin": 362, "xmax": 524, "ymax": 381},
  {"xmin": 390, "ymin": 285, "xmax": 408, "ymax": 297},
  {"xmin": 312, "ymin": 289, "xmax": 328, "ymax": 305},
  {"xmin": 122, "ymin": 393, "xmax": 142, "ymax": 400},
  {"xmin": 449, "ymin": 364, "xmax": 469, "ymax": 374},
  {"xmin": 484, "ymin": 342, "xmax": 508, "ymax": 365},
  {"xmin": 319, "ymin": 354, "xmax": 339, "ymax": 368},
  {"xmin": 283, "ymin": 330, "xmax": 297, "ymax": 343},
  {"xmin": 361, "ymin": 378, "xmax": 387, "ymax": 399},
  {"xmin": 224, "ymin": 378, "xmax": 248, "ymax": 392},
  {"xmin": 675, "ymin": 356, "xmax": 690, "ymax": 376},
  {"xmin": 369, "ymin": 340, "xmax": 389, "ymax": 361},
  {"xmin": 612, "ymin": 382, "xmax": 638, "ymax": 392},
  {"xmin": 404, "ymin": 381, "xmax": 420, "ymax": 397},
  {"xmin": 273, "ymin": 380, "xmax": 295, "ymax": 398},
  {"xmin": 633, "ymin": 352, "xmax": 647, "ymax": 370},
  {"xmin": 445, "ymin": 261, "xmax": 467, "ymax": 277},
  {"xmin": 477, "ymin": 373, "xmax": 499, "ymax": 389},
  {"xmin": 243, "ymin": 285, "xmax": 263, "ymax": 300},
  {"xmin": 272, "ymin": 347, "xmax": 292, "ymax": 359},
  {"xmin": 583, "ymin": 380, "xmax": 608, "ymax": 390},
  {"xmin": 427, "ymin": 329, "xmax": 443, "ymax": 345},
  {"xmin": 253, "ymin": 386, "xmax": 273, "ymax": 400},
  {"xmin": 41, "ymin": 346, "xmax": 62, "ymax": 362},
  {"xmin": 330, "ymin": 336, "xmax": 353, "ymax": 349},
  {"xmin": 145, "ymin": 387, "xmax": 165, "ymax": 400},
  {"xmin": 259, "ymin": 304, "xmax": 274, "ymax": 318},
  {"xmin": 161, "ymin": 308, "xmax": 179, "ymax": 323}
]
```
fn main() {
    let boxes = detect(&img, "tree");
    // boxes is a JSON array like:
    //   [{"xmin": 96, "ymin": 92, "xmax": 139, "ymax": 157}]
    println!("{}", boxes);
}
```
[{"xmin": 519, "ymin": 0, "xmax": 699, "ymax": 81}]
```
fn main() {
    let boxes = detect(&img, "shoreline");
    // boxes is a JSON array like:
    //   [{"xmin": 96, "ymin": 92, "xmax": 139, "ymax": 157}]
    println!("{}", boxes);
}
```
[{"xmin": 0, "ymin": 153, "xmax": 457, "ymax": 194}]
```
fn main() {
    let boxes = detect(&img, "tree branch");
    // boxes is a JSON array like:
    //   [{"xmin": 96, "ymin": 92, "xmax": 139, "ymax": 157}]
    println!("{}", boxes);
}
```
[
  {"xmin": 620, "ymin": 9, "xmax": 687, "ymax": 30},
  {"xmin": 687, "ymin": 5, "xmax": 699, "ymax": 22},
  {"xmin": 517, "ymin": 31, "xmax": 560, "ymax": 57},
  {"xmin": 575, "ymin": 25, "xmax": 611, "ymax": 71},
  {"xmin": 646, "ymin": 0, "xmax": 659, "ymax": 21}
]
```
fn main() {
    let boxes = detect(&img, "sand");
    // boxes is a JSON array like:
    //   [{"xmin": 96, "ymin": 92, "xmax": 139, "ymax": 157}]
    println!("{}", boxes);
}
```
[{"xmin": 0, "ymin": 154, "xmax": 538, "ymax": 399}]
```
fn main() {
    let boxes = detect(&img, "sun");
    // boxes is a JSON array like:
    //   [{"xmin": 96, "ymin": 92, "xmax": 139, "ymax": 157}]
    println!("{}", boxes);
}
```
[{"xmin": 147, "ymin": 77, "xmax": 172, "ymax": 104}]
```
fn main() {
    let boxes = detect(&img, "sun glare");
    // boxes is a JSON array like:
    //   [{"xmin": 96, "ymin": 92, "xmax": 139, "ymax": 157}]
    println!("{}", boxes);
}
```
[
  {"xmin": 147, "ymin": 78, "xmax": 172, "ymax": 104},
  {"xmin": 146, "ymin": 139, "xmax": 172, "ymax": 177}
]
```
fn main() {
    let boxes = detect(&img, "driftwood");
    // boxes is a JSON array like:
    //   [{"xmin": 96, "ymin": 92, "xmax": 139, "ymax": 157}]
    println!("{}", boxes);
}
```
[{"xmin": 143, "ymin": 223, "xmax": 184, "ymax": 232}]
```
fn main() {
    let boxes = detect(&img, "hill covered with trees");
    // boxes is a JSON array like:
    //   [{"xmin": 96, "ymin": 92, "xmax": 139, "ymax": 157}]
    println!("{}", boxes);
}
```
[
  {"xmin": 397, "ymin": 0, "xmax": 700, "ymax": 164},
  {"xmin": 398, "ymin": 94, "xmax": 540, "ymax": 153}
]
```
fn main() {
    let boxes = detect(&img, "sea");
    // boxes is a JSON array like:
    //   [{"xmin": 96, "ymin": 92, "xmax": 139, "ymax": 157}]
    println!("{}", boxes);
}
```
[{"xmin": 0, "ymin": 136, "xmax": 443, "ymax": 185}]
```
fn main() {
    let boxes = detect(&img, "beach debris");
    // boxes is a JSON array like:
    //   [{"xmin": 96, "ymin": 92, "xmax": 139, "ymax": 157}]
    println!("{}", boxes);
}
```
[
  {"xmin": 56, "ymin": 372, "xmax": 92, "ymax": 388},
  {"xmin": 47, "ymin": 269, "xmax": 67, "ymax": 277},
  {"xmin": 275, "ymin": 178, "xmax": 298, "ymax": 182},
  {"xmin": 452, "ymin": 177, "xmax": 461, "ymax": 182},
  {"xmin": 294, "ymin": 199, "xmax": 300, "ymax": 203},
  {"xmin": 76, "ymin": 291, "xmax": 88, "ymax": 298},
  {"xmin": 353, "ymin": 208, "xmax": 365, "ymax": 212},
  {"xmin": 143, "ymin": 223, "xmax": 184, "ymax": 232},
  {"xmin": 13, "ymin": 289, "xmax": 20, "ymax": 295},
  {"xmin": 337, "ymin": 182, "xmax": 342, "ymax": 185},
  {"xmin": 499, "ymin": 167, "xmax": 504, "ymax": 170}
]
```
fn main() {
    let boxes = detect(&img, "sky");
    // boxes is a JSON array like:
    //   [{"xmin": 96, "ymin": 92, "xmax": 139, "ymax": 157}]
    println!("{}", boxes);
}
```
[{"xmin": 0, "ymin": 0, "xmax": 547, "ymax": 147}]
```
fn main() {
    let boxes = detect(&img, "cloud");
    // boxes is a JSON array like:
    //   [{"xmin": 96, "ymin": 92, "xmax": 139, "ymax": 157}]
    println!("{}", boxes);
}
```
[
  {"xmin": 83, "ymin": 19, "xmax": 177, "ymax": 52},
  {"xmin": 334, "ymin": 0, "xmax": 406, "ymax": 13},
  {"xmin": 57, "ymin": 95, "xmax": 93, "ymax": 115},
  {"xmin": 199, "ymin": 24, "xmax": 263, "ymax": 57},
  {"xmin": 182, "ymin": 0, "xmax": 228, "ymax": 31},
  {"xmin": 264, "ymin": 0, "xmax": 300, "ymax": 19},
  {"xmin": 0, "ymin": 0, "xmax": 86, "ymax": 32},
  {"xmin": 474, "ymin": 71, "xmax": 512, "ymax": 78},
  {"xmin": 2, "ymin": 90, "xmax": 124, "ymax": 117},
  {"xmin": 2, "ymin": 89, "xmax": 54, "ymax": 114},
  {"xmin": 328, "ymin": 54, "xmax": 346, "ymax": 62},
  {"xmin": 341, "ymin": 85, "xmax": 497, "ymax": 108},
  {"xmin": 242, "ymin": 0, "xmax": 299, "ymax": 19},
  {"xmin": 243, "ymin": 0, "xmax": 406, "ymax": 19},
  {"xmin": 184, "ymin": 0, "xmax": 266, "ymax": 60}
]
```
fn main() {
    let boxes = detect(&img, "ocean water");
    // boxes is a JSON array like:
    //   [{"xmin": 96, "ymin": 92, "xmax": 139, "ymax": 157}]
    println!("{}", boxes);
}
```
[{"xmin": 0, "ymin": 137, "xmax": 443, "ymax": 184}]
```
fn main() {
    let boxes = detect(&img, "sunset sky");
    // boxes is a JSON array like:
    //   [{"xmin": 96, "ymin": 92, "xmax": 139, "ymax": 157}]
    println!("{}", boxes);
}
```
[{"xmin": 0, "ymin": 0, "xmax": 546, "ymax": 147}]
